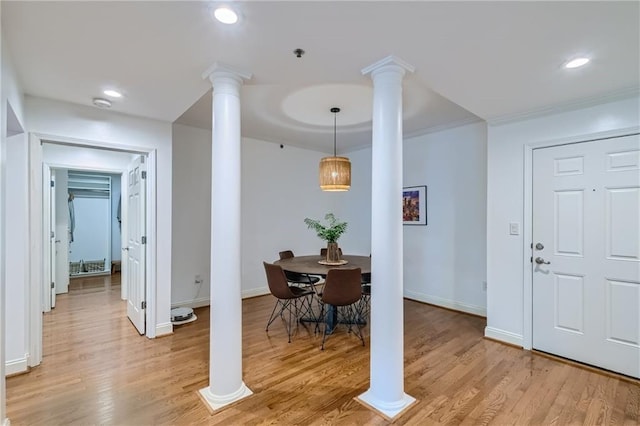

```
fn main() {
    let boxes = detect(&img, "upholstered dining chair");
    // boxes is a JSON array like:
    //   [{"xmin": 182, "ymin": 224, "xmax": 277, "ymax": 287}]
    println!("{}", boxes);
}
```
[
  {"xmin": 263, "ymin": 262, "xmax": 316, "ymax": 343},
  {"xmin": 318, "ymin": 267, "xmax": 364, "ymax": 350},
  {"xmin": 278, "ymin": 250, "xmax": 322, "ymax": 291},
  {"xmin": 358, "ymin": 272, "xmax": 372, "ymax": 320}
]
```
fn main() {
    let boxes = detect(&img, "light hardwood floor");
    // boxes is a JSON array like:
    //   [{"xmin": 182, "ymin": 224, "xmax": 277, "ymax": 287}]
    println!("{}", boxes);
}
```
[{"xmin": 7, "ymin": 275, "xmax": 639, "ymax": 425}]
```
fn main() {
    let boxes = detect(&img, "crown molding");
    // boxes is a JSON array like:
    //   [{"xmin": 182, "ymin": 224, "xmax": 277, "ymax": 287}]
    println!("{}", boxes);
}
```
[{"xmin": 487, "ymin": 87, "xmax": 640, "ymax": 126}]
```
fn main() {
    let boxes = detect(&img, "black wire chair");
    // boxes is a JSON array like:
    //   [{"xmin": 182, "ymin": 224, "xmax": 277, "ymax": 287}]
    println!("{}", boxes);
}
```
[
  {"xmin": 263, "ymin": 262, "xmax": 317, "ymax": 343},
  {"xmin": 278, "ymin": 250, "xmax": 321, "ymax": 291}
]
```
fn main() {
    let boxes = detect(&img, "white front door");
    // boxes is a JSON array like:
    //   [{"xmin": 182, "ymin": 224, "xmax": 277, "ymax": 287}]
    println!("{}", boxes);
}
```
[
  {"xmin": 532, "ymin": 134, "xmax": 640, "ymax": 378},
  {"xmin": 126, "ymin": 155, "xmax": 146, "ymax": 334}
]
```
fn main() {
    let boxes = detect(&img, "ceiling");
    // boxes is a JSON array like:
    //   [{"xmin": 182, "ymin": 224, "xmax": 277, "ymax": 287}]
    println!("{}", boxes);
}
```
[{"xmin": 3, "ymin": 1, "xmax": 638, "ymax": 153}]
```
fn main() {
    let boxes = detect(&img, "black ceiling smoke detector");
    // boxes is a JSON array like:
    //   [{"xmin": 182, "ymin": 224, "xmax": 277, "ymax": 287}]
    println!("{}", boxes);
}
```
[{"xmin": 293, "ymin": 48, "xmax": 305, "ymax": 58}]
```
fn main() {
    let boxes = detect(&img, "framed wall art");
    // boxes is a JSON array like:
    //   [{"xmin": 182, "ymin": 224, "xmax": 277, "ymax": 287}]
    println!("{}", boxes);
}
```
[{"xmin": 402, "ymin": 185, "xmax": 427, "ymax": 225}]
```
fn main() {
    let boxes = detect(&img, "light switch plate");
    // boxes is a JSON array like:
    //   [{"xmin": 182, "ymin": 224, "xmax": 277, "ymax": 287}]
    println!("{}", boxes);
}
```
[{"xmin": 509, "ymin": 222, "xmax": 520, "ymax": 235}]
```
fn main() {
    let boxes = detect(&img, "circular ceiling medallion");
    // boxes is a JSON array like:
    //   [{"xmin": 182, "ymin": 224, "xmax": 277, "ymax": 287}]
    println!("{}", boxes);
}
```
[{"xmin": 281, "ymin": 84, "xmax": 373, "ymax": 127}]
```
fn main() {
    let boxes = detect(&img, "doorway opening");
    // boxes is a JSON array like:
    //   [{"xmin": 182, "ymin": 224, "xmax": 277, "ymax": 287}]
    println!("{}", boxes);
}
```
[{"xmin": 28, "ymin": 134, "xmax": 158, "ymax": 369}]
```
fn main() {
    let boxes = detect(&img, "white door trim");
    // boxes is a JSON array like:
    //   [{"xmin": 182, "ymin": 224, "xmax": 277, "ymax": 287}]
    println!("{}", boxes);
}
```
[
  {"xmin": 28, "ymin": 133, "xmax": 159, "ymax": 368},
  {"xmin": 522, "ymin": 126, "xmax": 640, "ymax": 350}
]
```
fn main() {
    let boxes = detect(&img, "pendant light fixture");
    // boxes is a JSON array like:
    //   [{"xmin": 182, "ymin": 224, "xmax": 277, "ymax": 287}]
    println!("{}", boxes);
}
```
[{"xmin": 319, "ymin": 107, "xmax": 351, "ymax": 191}]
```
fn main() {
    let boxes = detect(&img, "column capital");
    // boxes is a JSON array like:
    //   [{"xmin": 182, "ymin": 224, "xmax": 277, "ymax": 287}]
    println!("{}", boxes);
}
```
[
  {"xmin": 202, "ymin": 62, "xmax": 252, "ymax": 86},
  {"xmin": 361, "ymin": 55, "xmax": 415, "ymax": 77}
]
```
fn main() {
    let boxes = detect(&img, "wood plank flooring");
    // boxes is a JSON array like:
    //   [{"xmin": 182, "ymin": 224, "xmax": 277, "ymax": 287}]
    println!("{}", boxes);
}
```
[{"xmin": 6, "ymin": 275, "xmax": 639, "ymax": 425}]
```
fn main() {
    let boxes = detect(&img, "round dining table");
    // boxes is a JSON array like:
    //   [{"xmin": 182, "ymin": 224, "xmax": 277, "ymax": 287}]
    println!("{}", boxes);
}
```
[
  {"xmin": 274, "ymin": 254, "xmax": 370, "ymax": 333},
  {"xmin": 274, "ymin": 254, "xmax": 371, "ymax": 277}
]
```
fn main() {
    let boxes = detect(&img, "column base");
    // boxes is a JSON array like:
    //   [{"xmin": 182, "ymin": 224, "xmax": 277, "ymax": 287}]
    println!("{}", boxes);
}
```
[
  {"xmin": 198, "ymin": 382, "xmax": 253, "ymax": 412},
  {"xmin": 356, "ymin": 389, "xmax": 417, "ymax": 420}
]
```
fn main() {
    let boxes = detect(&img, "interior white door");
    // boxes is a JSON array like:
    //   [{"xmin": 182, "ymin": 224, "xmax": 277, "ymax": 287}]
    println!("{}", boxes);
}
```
[
  {"xmin": 42, "ymin": 165, "xmax": 56, "ymax": 311},
  {"xmin": 54, "ymin": 169, "xmax": 69, "ymax": 294},
  {"xmin": 50, "ymin": 170, "xmax": 56, "ymax": 308},
  {"xmin": 532, "ymin": 134, "xmax": 640, "ymax": 378},
  {"xmin": 126, "ymin": 155, "xmax": 147, "ymax": 335}
]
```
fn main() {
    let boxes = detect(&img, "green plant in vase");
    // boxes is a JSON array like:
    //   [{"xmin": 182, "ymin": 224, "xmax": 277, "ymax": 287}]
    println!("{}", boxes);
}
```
[{"xmin": 304, "ymin": 213, "xmax": 347, "ymax": 262}]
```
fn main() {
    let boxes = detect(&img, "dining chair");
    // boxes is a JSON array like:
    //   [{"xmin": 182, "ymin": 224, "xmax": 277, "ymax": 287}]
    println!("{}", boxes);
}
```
[
  {"xmin": 263, "ymin": 262, "xmax": 316, "ymax": 343},
  {"xmin": 318, "ymin": 267, "xmax": 365, "ymax": 350},
  {"xmin": 278, "ymin": 250, "xmax": 321, "ymax": 290},
  {"xmin": 358, "ymin": 272, "xmax": 371, "ymax": 320}
]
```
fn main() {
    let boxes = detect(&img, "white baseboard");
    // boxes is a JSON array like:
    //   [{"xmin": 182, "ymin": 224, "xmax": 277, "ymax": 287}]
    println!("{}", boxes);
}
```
[
  {"xmin": 169, "ymin": 287, "xmax": 269, "ymax": 312},
  {"xmin": 155, "ymin": 322, "xmax": 173, "ymax": 337},
  {"xmin": 484, "ymin": 326, "xmax": 523, "ymax": 347},
  {"xmin": 242, "ymin": 286, "xmax": 270, "ymax": 299},
  {"xmin": 5, "ymin": 356, "xmax": 28, "ymax": 376},
  {"xmin": 171, "ymin": 297, "xmax": 210, "ymax": 310},
  {"xmin": 404, "ymin": 290, "xmax": 486, "ymax": 317},
  {"xmin": 3, "ymin": 417, "xmax": 11, "ymax": 426}
]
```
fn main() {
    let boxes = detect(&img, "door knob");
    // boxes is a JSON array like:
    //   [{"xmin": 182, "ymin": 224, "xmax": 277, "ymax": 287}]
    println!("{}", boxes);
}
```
[
  {"xmin": 122, "ymin": 247, "xmax": 130, "ymax": 252},
  {"xmin": 535, "ymin": 257, "xmax": 550, "ymax": 265}
]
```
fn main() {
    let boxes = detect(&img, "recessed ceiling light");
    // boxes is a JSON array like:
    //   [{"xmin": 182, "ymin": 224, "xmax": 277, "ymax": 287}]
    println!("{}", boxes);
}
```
[
  {"xmin": 103, "ymin": 89, "xmax": 122, "ymax": 98},
  {"xmin": 213, "ymin": 7, "xmax": 238, "ymax": 24},
  {"xmin": 92, "ymin": 98, "xmax": 112, "ymax": 108},
  {"xmin": 565, "ymin": 57, "xmax": 590, "ymax": 69}
]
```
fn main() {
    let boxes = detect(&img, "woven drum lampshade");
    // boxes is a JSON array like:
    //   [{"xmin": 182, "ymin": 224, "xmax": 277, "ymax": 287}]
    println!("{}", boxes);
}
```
[
  {"xmin": 319, "ymin": 156, "xmax": 351, "ymax": 191},
  {"xmin": 319, "ymin": 107, "xmax": 351, "ymax": 192}
]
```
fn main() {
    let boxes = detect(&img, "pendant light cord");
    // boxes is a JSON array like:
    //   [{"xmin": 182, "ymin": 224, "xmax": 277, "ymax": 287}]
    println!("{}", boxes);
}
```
[{"xmin": 333, "ymin": 111, "xmax": 337, "ymax": 157}]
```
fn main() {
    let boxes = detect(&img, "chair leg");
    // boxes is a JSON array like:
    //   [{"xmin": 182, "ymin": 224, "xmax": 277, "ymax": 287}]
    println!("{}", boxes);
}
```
[
  {"xmin": 348, "ymin": 304, "xmax": 365, "ymax": 346},
  {"xmin": 315, "ymin": 299, "xmax": 325, "ymax": 335},
  {"xmin": 266, "ymin": 299, "xmax": 295, "ymax": 343},
  {"xmin": 265, "ymin": 299, "xmax": 284, "ymax": 331},
  {"xmin": 355, "ymin": 294, "xmax": 370, "ymax": 322},
  {"xmin": 321, "ymin": 304, "xmax": 365, "ymax": 349},
  {"xmin": 267, "ymin": 296, "xmax": 320, "ymax": 343},
  {"xmin": 287, "ymin": 299, "xmax": 294, "ymax": 343},
  {"xmin": 298, "ymin": 295, "xmax": 316, "ymax": 325},
  {"xmin": 320, "ymin": 307, "xmax": 330, "ymax": 350}
]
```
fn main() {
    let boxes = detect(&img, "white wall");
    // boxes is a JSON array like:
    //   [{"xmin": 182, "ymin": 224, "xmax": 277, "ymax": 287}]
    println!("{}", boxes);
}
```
[
  {"xmin": 171, "ymin": 123, "xmax": 212, "ymax": 307},
  {"xmin": 485, "ymin": 95, "xmax": 640, "ymax": 346},
  {"xmin": 331, "ymin": 146, "xmax": 372, "ymax": 256},
  {"xmin": 0, "ymin": 3, "xmax": 5, "ymax": 419},
  {"xmin": 402, "ymin": 122, "xmax": 488, "ymax": 315},
  {"xmin": 241, "ymin": 137, "xmax": 343, "ymax": 297},
  {"xmin": 43, "ymin": 143, "xmax": 135, "ymax": 170},
  {"xmin": 171, "ymin": 125, "xmax": 351, "ymax": 305},
  {"xmin": 171, "ymin": 121, "xmax": 489, "ymax": 316},
  {"xmin": 4, "ymin": 132, "xmax": 28, "ymax": 374},
  {"xmin": 1, "ymin": 8, "xmax": 27, "ymax": 419},
  {"xmin": 27, "ymin": 96, "xmax": 173, "ymax": 337},
  {"xmin": 340, "ymin": 122, "xmax": 488, "ymax": 315}
]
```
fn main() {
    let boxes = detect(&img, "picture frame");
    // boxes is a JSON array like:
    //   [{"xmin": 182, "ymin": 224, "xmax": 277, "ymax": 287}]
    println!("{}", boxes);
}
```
[{"xmin": 402, "ymin": 185, "xmax": 427, "ymax": 225}]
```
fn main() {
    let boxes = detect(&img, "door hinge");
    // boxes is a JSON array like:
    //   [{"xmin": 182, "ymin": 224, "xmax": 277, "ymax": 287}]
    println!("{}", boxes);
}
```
[
  {"xmin": 141, "ymin": 171, "xmax": 147, "ymax": 179},
  {"xmin": 50, "ymin": 231, "xmax": 55, "ymax": 239},
  {"xmin": 51, "ymin": 282, "xmax": 55, "ymax": 289},
  {"xmin": 530, "ymin": 256, "xmax": 533, "ymax": 263},
  {"xmin": 141, "ymin": 301, "xmax": 147, "ymax": 310},
  {"xmin": 50, "ymin": 180, "xmax": 55, "ymax": 187},
  {"xmin": 141, "ymin": 236, "xmax": 147, "ymax": 244}
]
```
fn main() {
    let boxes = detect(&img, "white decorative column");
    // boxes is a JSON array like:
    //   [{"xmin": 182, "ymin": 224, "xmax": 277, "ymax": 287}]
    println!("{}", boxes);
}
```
[
  {"xmin": 199, "ymin": 62, "xmax": 253, "ymax": 410},
  {"xmin": 358, "ymin": 56, "xmax": 416, "ymax": 419}
]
